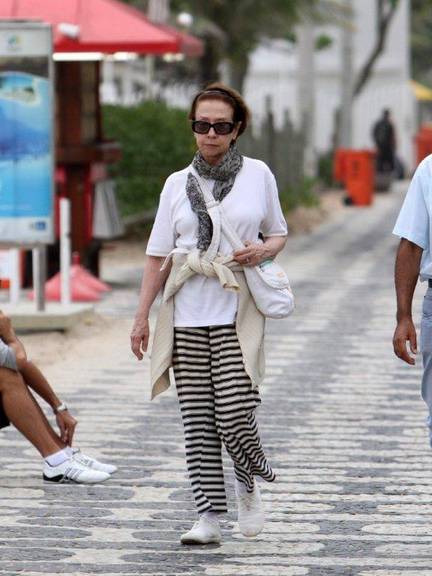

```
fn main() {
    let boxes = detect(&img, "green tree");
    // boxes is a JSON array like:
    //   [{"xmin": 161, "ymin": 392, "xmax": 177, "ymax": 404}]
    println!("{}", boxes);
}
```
[
  {"xmin": 121, "ymin": 0, "xmax": 400, "ymax": 97},
  {"xmin": 103, "ymin": 101, "xmax": 195, "ymax": 216},
  {"xmin": 122, "ymin": 0, "xmax": 147, "ymax": 10},
  {"xmin": 121, "ymin": 0, "xmax": 344, "ymax": 92},
  {"xmin": 411, "ymin": 0, "xmax": 432, "ymax": 84},
  {"xmin": 171, "ymin": 0, "xmax": 316, "ymax": 92}
]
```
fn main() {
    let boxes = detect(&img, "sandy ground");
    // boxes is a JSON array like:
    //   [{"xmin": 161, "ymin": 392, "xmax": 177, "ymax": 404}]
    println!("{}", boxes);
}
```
[
  {"xmin": 286, "ymin": 189, "xmax": 343, "ymax": 234},
  {"xmin": 20, "ymin": 311, "xmax": 124, "ymax": 368},
  {"xmin": 17, "ymin": 189, "xmax": 345, "ymax": 371}
]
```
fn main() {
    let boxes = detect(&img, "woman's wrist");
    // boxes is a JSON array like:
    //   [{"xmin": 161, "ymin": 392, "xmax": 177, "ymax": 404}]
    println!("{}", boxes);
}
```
[
  {"xmin": 135, "ymin": 312, "xmax": 149, "ymax": 322},
  {"xmin": 262, "ymin": 244, "xmax": 275, "ymax": 260}
]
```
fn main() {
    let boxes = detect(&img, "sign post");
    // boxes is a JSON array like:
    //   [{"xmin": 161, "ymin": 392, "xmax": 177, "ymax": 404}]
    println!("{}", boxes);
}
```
[{"xmin": 0, "ymin": 22, "xmax": 54, "ymax": 309}]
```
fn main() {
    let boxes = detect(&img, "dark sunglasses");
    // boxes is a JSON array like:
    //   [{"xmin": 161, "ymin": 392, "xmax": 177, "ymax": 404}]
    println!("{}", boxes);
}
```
[{"xmin": 191, "ymin": 120, "xmax": 235, "ymax": 135}]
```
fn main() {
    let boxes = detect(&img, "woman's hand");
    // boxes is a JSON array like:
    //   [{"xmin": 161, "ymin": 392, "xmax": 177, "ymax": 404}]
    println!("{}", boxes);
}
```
[
  {"xmin": 56, "ymin": 410, "xmax": 77, "ymax": 446},
  {"xmin": 130, "ymin": 317, "xmax": 150, "ymax": 360},
  {"xmin": 233, "ymin": 241, "xmax": 270, "ymax": 267}
]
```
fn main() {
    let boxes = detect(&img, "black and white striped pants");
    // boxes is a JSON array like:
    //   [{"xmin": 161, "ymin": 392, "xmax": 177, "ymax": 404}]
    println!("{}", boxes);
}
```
[{"xmin": 173, "ymin": 324, "xmax": 275, "ymax": 514}]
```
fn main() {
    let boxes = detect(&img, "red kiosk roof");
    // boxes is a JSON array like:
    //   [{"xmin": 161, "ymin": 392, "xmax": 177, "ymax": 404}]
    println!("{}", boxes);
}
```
[{"xmin": 0, "ymin": 0, "xmax": 202, "ymax": 55}]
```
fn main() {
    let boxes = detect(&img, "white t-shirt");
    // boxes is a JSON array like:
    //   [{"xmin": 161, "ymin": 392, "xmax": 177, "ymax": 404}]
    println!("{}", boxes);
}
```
[
  {"xmin": 146, "ymin": 156, "xmax": 288, "ymax": 326},
  {"xmin": 393, "ymin": 155, "xmax": 432, "ymax": 281}
]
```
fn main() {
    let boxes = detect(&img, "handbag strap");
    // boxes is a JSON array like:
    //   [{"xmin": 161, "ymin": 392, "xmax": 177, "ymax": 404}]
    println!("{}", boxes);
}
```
[{"xmin": 190, "ymin": 168, "xmax": 290, "ymax": 294}]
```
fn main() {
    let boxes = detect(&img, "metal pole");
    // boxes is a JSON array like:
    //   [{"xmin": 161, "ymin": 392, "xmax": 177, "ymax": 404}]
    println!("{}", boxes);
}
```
[
  {"xmin": 340, "ymin": 0, "xmax": 354, "ymax": 148},
  {"xmin": 9, "ymin": 248, "xmax": 20, "ymax": 305},
  {"xmin": 297, "ymin": 19, "xmax": 316, "ymax": 177},
  {"xmin": 60, "ymin": 198, "xmax": 71, "ymax": 305},
  {"xmin": 147, "ymin": 0, "xmax": 169, "ymax": 23},
  {"xmin": 32, "ymin": 246, "xmax": 46, "ymax": 312}
]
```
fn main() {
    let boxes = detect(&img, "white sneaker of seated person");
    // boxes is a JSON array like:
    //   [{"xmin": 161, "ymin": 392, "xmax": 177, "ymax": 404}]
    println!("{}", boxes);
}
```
[
  {"xmin": 70, "ymin": 447, "xmax": 117, "ymax": 475},
  {"xmin": 181, "ymin": 511, "xmax": 222, "ymax": 545},
  {"xmin": 235, "ymin": 478, "xmax": 264, "ymax": 537},
  {"xmin": 43, "ymin": 455, "xmax": 110, "ymax": 484}
]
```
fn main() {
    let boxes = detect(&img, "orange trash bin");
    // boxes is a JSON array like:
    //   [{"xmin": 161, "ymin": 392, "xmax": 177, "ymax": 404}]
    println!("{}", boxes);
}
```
[
  {"xmin": 333, "ymin": 148, "xmax": 349, "ymax": 184},
  {"xmin": 345, "ymin": 150, "xmax": 375, "ymax": 206},
  {"xmin": 415, "ymin": 125, "xmax": 432, "ymax": 166}
]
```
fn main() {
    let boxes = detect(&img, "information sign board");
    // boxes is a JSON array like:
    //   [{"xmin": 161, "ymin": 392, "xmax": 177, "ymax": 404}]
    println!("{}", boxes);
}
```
[{"xmin": 0, "ymin": 22, "xmax": 54, "ymax": 244}]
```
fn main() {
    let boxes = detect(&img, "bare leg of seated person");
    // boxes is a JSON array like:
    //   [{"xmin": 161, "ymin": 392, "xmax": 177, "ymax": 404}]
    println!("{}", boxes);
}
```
[
  {"xmin": 0, "ymin": 367, "xmax": 111, "ymax": 484},
  {"xmin": 18, "ymin": 360, "xmax": 117, "ymax": 476},
  {"xmin": 0, "ymin": 367, "xmax": 62, "ymax": 457}
]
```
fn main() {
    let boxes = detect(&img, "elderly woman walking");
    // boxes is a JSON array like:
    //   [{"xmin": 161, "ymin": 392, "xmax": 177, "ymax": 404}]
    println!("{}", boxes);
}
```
[{"xmin": 131, "ymin": 83, "xmax": 288, "ymax": 544}]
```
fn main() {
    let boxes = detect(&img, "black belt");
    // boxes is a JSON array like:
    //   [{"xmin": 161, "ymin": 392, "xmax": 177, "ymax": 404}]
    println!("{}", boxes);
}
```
[{"xmin": 429, "ymin": 279, "xmax": 432, "ymax": 288}]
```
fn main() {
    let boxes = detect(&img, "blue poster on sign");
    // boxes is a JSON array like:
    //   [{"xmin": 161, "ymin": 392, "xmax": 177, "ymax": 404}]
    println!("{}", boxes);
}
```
[{"xmin": 0, "ymin": 25, "xmax": 53, "ymax": 244}]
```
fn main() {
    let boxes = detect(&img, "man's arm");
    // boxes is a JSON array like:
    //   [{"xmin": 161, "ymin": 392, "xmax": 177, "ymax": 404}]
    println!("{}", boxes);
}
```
[
  {"xmin": 19, "ymin": 360, "xmax": 61, "ymax": 408},
  {"xmin": 0, "ymin": 311, "xmax": 57, "ymax": 405},
  {"xmin": 0, "ymin": 312, "xmax": 26, "ymax": 367},
  {"xmin": 393, "ymin": 238, "xmax": 423, "ymax": 364},
  {"xmin": 18, "ymin": 360, "xmax": 77, "ymax": 445}
]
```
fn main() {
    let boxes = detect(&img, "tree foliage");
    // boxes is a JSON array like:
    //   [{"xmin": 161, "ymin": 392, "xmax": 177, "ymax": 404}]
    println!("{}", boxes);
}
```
[
  {"xmin": 103, "ymin": 101, "xmax": 195, "ymax": 216},
  {"xmin": 121, "ymin": 0, "xmax": 401, "ymax": 98},
  {"xmin": 171, "ymin": 0, "xmax": 316, "ymax": 91},
  {"xmin": 169, "ymin": 0, "xmax": 400, "ymax": 96},
  {"xmin": 411, "ymin": 0, "xmax": 432, "ymax": 84}
]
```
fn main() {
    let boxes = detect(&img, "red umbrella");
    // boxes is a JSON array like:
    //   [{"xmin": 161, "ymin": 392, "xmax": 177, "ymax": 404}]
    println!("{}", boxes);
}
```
[{"xmin": 0, "ymin": 0, "xmax": 202, "ymax": 55}]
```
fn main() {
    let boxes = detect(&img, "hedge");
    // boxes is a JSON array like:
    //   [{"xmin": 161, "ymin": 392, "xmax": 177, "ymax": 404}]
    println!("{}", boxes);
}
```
[
  {"xmin": 103, "ymin": 101, "xmax": 195, "ymax": 216},
  {"xmin": 103, "ymin": 101, "xmax": 319, "ymax": 218}
]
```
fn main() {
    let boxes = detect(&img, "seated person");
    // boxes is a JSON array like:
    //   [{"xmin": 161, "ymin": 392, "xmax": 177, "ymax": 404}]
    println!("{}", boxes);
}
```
[{"xmin": 0, "ymin": 311, "xmax": 116, "ymax": 484}]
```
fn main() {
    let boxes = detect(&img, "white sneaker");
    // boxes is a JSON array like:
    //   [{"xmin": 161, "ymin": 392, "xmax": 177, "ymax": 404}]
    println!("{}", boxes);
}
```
[
  {"xmin": 235, "ymin": 479, "xmax": 264, "ymax": 537},
  {"xmin": 180, "ymin": 515, "xmax": 222, "ymax": 545},
  {"xmin": 72, "ymin": 448, "xmax": 117, "ymax": 475},
  {"xmin": 43, "ymin": 457, "xmax": 110, "ymax": 484}
]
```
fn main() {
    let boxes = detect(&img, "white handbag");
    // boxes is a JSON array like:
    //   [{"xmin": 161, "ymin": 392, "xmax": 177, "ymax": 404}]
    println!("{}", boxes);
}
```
[{"xmin": 191, "ymin": 168, "xmax": 295, "ymax": 319}]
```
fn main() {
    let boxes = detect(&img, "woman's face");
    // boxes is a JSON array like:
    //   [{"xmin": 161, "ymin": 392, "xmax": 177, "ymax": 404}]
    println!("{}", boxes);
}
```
[{"xmin": 193, "ymin": 98, "xmax": 240, "ymax": 165}]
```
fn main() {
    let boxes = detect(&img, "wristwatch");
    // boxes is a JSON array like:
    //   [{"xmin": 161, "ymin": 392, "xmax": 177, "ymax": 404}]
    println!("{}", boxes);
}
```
[{"xmin": 53, "ymin": 402, "xmax": 68, "ymax": 414}]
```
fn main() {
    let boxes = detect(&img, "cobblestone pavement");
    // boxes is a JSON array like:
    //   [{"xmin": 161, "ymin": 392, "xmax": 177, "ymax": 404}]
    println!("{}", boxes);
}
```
[{"xmin": 1, "ymin": 183, "xmax": 432, "ymax": 576}]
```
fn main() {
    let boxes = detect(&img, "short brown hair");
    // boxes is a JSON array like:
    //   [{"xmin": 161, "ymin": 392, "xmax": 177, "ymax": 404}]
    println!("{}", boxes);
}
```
[{"xmin": 188, "ymin": 82, "xmax": 250, "ymax": 138}]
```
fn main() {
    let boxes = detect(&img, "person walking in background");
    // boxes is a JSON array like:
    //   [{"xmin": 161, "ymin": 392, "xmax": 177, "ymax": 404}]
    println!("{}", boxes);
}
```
[
  {"xmin": 0, "ymin": 311, "xmax": 116, "ymax": 484},
  {"xmin": 393, "ymin": 154, "xmax": 432, "ymax": 447},
  {"xmin": 372, "ymin": 108, "xmax": 397, "ymax": 173},
  {"xmin": 131, "ymin": 83, "xmax": 288, "ymax": 544}
]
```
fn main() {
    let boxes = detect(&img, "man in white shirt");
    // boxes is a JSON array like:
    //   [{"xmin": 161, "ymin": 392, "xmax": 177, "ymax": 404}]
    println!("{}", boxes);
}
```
[{"xmin": 393, "ymin": 155, "xmax": 432, "ymax": 444}]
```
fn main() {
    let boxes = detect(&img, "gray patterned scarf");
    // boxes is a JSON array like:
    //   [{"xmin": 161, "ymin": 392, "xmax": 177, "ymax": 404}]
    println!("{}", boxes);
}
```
[{"xmin": 186, "ymin": 145, "xmax": 243, "ymax": 251}]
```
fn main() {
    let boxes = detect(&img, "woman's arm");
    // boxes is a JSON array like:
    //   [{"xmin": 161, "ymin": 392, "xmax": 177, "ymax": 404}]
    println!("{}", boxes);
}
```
[
  {"xmin": 233, "ymin": 235, "xmax": 287, "ymax": 267},
  {"xmin": 130, "ymin": 255, "xmax": 172, "ymax": 360}
]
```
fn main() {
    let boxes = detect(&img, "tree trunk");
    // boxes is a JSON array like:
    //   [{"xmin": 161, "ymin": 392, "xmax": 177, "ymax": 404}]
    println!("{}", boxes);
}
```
[
  {"xmin": 353, "ymin": 2, "xmax": 398, "ymax": 98},
  {"xmin": 228, "ymin": 54, "xmax": 249, "ymax": 93},
  {"xmin": 147, "ymin": 0, "xmax": 169, "ymax": 22},
  {"xmin": 200, "ymin": 35, "xmax": 222, "ymax": 86}
]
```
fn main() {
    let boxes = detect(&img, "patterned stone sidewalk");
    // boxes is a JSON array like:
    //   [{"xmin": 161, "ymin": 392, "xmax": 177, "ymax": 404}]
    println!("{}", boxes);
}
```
[{"xmin": 1, "ymin": 183, "xmax": 431, "ymax": 576}]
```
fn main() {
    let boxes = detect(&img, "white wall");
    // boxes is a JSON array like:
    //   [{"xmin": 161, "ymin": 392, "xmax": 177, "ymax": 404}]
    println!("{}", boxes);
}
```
[{"xmin": 244, "ymin": 0, "xmax": 416, "ymax": 170}]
